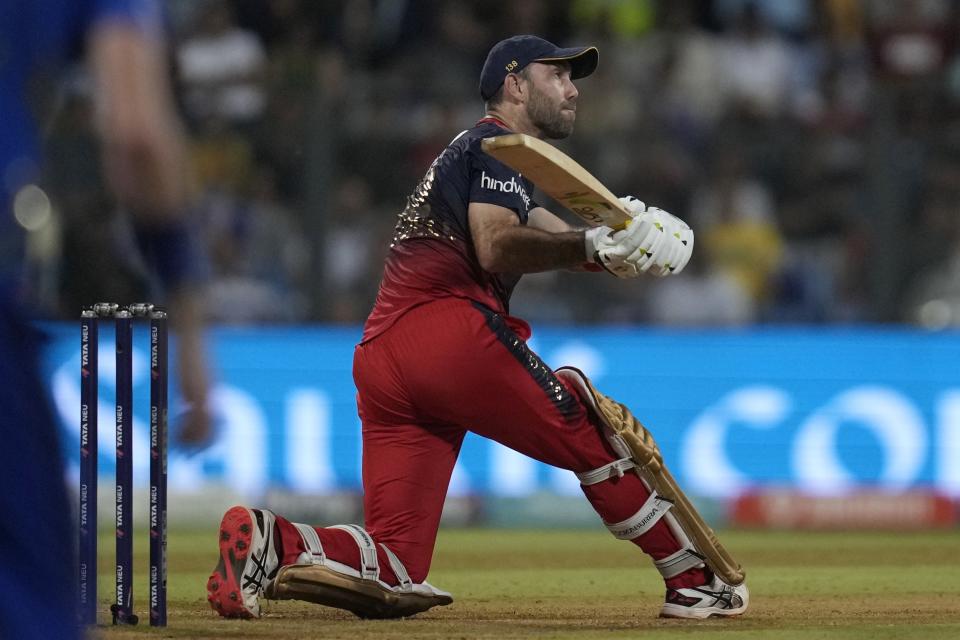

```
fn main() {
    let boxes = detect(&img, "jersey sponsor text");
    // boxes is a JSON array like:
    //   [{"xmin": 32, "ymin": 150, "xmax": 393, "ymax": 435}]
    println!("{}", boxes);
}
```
[{"xmin": 480, "ymin": 171, "xmax": 531, "ymax": 209}]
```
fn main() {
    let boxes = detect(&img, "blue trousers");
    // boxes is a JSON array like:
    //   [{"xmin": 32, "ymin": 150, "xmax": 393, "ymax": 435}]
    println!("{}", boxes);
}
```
[{"xmin": 0, "ymin": 288, "xmax": 78, "ymax": 640}]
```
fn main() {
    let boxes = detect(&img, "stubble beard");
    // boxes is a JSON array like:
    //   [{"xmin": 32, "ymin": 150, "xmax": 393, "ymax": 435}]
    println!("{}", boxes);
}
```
[{"xmin": 526, "ymin": 85, "xmax": 575, "ymax": 140}]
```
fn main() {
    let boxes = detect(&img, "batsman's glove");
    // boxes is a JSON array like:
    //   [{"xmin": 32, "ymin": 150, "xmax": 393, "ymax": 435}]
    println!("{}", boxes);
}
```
[
  {"xmin": 586, "ymin": 197, "xmax": 693, "ymax": 278},
  {"xmin": 583, "ymin": 196, "xmax": 644, "ymax": 278},
  {"xmin": 626, "ymin": 206, "xmax": 694, "ymax": 277}
]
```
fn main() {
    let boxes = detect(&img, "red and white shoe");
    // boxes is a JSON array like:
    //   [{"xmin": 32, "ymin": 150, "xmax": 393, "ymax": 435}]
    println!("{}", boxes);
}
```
[
  {"xmin": 660, "ymin": 575, "xmax": 749, "ymax": 619},
  {"xmin": 207, "ymin": 506, "xmax": 279, "ymax": 618}
]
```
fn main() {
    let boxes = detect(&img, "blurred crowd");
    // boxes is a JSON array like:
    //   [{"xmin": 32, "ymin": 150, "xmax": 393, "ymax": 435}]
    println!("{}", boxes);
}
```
[{"xmin": 29, "ymin": 0, "xmax": 960, "ymax": 327}]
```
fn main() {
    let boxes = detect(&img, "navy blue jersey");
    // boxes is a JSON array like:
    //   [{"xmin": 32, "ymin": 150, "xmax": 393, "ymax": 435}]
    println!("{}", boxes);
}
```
[
  {"xmin": 363, "ymin": 118, "xmax": 538, "ymax": 341},
  {"xmin": 0, "ymin": 0, "xmax": 160, "ymax": 277}
]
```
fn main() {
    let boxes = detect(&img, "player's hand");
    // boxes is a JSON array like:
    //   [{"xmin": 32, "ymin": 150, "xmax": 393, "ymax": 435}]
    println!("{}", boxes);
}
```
[
  {"xmin": 585, "ymin": 216, "xmax": 657, "ymax": 278},
  {"xmin": 588, "ymin": 196, "xmax": 649, "ymax": 278},
  {"xmin": 626, "ymin": 207, "xmax": 694, "ymax": 276},
  {"xmin": 174, "ymin": 332, "xmax": 213, "ymax": 447},
  {"xmin": 168, "ymin": 289, "xmax": 214, "ymax": 448}
]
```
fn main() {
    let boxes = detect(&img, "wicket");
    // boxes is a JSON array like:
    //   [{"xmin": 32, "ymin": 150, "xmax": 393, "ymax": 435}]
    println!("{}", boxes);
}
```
[{"xmin": 79, "ymin": 302, "xmax": 168, "ymax": 627}]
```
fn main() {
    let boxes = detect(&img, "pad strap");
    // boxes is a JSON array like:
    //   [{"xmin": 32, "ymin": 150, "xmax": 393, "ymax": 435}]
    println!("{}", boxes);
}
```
[
  {"xmin": 330, "ymin": 524, "xmax": 379, "ymax": 581},
  {"xmin": 604, "ymin": 492, "xmax": 674, "ymax": 540},
  {"xmin": 294, "ymin": 523, "xmax": 326, "ymax": 564},
  {"xmin": 379, "ymin": 544, "xmax": 413, "ymax": 591},
  {"xmin": 654, "ymin": 548, "xmax": 706, "ymax": 579},
  {"xmin": 576, "ymin": 457, "xmax": 637, "ymax": 485}
]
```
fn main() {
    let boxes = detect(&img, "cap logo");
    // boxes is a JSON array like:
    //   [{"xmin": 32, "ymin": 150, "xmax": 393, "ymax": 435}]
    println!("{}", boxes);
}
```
[{"xmin": 505, "ymin": 60, "xmax": 518, "ymax": 72}]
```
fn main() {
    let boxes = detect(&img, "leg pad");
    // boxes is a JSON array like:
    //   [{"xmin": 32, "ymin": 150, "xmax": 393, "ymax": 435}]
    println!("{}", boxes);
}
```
[
  {"xmin": 556, "ymin": 366, "xmax": 746, "ymax": 586},
  {"xmin": 265, "ymin": 523, "xmax": 452, "ymax": 618}
]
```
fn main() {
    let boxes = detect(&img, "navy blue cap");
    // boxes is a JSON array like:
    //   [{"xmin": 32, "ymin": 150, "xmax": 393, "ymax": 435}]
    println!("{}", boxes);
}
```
[{"xmin": 479, "ymin": 35, "xmax": 598, "ymax": 101}]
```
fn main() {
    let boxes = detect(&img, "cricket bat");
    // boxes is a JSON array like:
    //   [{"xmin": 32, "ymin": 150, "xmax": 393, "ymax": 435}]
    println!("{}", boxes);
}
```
[{"xmin": 481, "ymin": 133, "xmax": 632, "ymax": 229}]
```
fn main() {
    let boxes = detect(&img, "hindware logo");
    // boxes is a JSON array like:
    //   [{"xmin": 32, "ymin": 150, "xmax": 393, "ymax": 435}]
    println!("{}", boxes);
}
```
[{"xmin": 480, "ymin": 171, "xmax": 531, "ymax": 209}]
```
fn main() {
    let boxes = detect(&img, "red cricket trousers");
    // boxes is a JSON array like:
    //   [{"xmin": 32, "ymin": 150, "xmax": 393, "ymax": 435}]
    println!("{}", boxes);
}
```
[{"xmin": 273, "ymin": 298, "xmax": 707, "ymax": 589}]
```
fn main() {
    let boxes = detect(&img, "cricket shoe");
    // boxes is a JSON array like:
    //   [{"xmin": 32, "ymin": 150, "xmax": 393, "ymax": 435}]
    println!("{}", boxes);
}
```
[
  {"xmin": 659, "ymin": 575, "xmax": 748, "ymax": 619},
  {"xmin": 207, "ymin": 505, "xmax": 279, "ymax": 618}
]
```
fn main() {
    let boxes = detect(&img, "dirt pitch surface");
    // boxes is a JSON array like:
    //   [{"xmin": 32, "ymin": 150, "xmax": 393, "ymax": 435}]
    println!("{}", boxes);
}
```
[{"xmin": 87, "ymin": 528, "xmax": 960, "ymax": 639}]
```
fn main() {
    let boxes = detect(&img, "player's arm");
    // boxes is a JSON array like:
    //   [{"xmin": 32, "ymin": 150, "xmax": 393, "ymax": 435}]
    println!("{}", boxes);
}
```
[
  {"xmin": 527, "ymin": 206, "xmax": 575, "ymax": 233},
  {"xmin": 470, "ymin": 200, "xmax": 691, "ymax": 279},
  {"xmin": 88, "ymin": 19, "xmax": 211, "ymax": 445},
  {"xmin": 526, "ymin": 206, "xmax": 610, "ymax": 272},
  {"xmin": 469, "ymin": 202, "xmax": 588, "ymax": 273},
  {"xmin": 88, "ymin": 21, "xmax": 190, "ymax": 221}
]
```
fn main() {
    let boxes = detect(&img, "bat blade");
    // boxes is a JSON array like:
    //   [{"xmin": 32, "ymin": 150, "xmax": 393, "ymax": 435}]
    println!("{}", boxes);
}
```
[{"xmin": 481, "ymin": 133, "xmax": 631, "ymax": 228}]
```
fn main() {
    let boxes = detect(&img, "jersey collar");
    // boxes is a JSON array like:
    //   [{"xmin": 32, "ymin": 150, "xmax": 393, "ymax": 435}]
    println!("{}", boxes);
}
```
[{"xmin": 476, "ymin": 116, "xmax": 511, "ymax": 130}]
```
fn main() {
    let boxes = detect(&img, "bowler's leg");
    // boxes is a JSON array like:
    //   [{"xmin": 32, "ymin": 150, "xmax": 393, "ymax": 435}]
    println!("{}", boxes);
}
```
[{"xmin": 0, "ymin": 303, "xmax": 78, "ymax": 639}]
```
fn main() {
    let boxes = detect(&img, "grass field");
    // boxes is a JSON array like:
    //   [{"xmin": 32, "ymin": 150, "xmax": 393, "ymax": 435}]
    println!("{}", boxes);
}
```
[{"xmin": 88, "ymin": 527, "xmax": 960, "ymax": 639}]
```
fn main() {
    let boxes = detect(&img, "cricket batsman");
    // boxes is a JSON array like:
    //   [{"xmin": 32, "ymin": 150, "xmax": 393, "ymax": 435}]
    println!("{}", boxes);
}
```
[{"xmin": 209, "ymin": 35, "xmax": 749, "ymax": 621}]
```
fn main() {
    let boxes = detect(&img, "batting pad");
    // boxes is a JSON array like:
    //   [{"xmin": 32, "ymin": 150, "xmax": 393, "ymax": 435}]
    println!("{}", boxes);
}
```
[
  {"xmin": 266, "ymin": 522, "xmax": 452, "ymax": 618},
  {"xmin": 265, "ymin": 564, "xmax": 453, "ymax": 619},
  {"xmin": 555, "ymin": 366, "xmax": 746, "ymax": 586}
]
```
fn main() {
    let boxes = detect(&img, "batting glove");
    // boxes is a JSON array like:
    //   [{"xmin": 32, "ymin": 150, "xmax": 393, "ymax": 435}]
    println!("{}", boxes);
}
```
[
  {"xmin": 626, "ymin": 207, "xmax": 694, "ymax": 276},
  {"xmin": 586, "ymin": 219, "xmax": 657, "ymax": 278}
]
